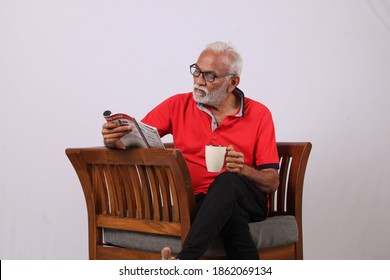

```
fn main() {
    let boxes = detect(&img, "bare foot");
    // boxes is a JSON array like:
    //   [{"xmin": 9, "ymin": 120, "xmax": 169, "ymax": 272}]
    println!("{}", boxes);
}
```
[{"xmin": 161, "ymin": 247, "xmax": 176, "ymax": 260}]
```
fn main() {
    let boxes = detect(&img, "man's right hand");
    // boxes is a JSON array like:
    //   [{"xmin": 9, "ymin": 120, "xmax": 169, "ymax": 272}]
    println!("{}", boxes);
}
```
[{"xmin": 101, "ymin": 122, "xmax": 132, "ymax": 149}]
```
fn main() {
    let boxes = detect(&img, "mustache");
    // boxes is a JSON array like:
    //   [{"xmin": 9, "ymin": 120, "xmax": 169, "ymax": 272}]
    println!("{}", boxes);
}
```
[{"xmin": 194, "ymin": 84, "xmax": 208, "ymax": 94}]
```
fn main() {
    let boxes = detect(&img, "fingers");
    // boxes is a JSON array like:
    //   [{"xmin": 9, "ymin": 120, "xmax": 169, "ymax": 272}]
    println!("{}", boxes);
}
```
[
  {"xmin": 226, "ymin": 151, "xmax": 244, "ymax": 163},
  {"xmin": 226, "ymin": 145, "xmax": 244, "ymax": 173},
  {"xmin": 103, "ymin": 139, "xmax": 126, "ymax": 150},
  {"xmin": 102, "ymin": 122, "xmax": 131, "ymax": 136},
  {"xmin": 226, "ymin": 145, "xmax": 234, "ymax": 152},
  {"xmin": 102, "ymin": 122, "xmax": 131, "ymax": 149},
  {"xmin": 102, "ymin": 121, "xmax": 132, "ymax": 131}
]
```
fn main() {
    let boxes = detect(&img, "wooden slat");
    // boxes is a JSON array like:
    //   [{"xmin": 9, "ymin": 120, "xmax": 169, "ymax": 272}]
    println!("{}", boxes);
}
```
[
  {"xmin": 155, "ymin": 167, "xmax": 171, "ymax": 222},
  {"xmin": 137, "ymin": 166, "xmax": 153, "ymax": 219},
  {"xmin": 110, "ymin": 165, "xmax": 126, "ymax": 216},
  {"xmin": 92, "ymin": 165, "xmax": 109, "ymax": 215},
  {"xmin": 96, "ymin": 215, "xmax": 182, "ymax": 236},
  {"xmin": 118, "ymin": 165, "xmax": 136, "ymax": 218},
  {"xmin": 146, "ymin": 166, "xmax": 163, "ymax": 221},
  {"xmin": 166, "ymin": 167, "xmax": 180, "ymax": 222},
  {"xmin": 259, "ymin": 244, "xmax": 296, "ymax": 260},
  {"xmin": 277, "ymin": 155, "xmax": 290, "ymax": 214},
  {"xmin": 129, "ymin": 165, "xmax": 145, "ymax": 219},
  {"xmin": 96, "ymin": 246, "xmax": 161, "ymax": 260}
]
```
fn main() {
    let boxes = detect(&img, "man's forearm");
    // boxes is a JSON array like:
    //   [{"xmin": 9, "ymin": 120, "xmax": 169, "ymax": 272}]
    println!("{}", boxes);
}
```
[{"xmin": 241, "ymin": 165, "xmax": 279, "ymax": 193}]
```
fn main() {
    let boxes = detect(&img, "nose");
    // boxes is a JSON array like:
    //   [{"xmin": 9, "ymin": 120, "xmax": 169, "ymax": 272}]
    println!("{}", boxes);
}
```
[{"xmin": 194, "ymin": 73, "xmax": 206, "ymax": 86}]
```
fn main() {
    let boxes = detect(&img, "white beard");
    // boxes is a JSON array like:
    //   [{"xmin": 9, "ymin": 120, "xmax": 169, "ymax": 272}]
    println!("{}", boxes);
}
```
[{"xmin": 193, "ymin": 80, "xmax": 229, "ymax": 106}]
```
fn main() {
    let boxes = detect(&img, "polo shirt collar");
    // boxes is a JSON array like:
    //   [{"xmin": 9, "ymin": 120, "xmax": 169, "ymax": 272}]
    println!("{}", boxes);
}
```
[{"xmin": 233, "ymin": 87, "xmax": 245, "ymax": 117}]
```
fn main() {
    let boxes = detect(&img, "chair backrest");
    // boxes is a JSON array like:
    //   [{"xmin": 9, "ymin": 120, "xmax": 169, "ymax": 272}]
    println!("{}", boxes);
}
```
[
  {"xmin": 268, "ymin": 142, "xmax": 312, "ymax": 259},
  {"xmin": 270, "ymin": 142, "xmax": 312, "ymax": 216},
  {"xmin": 66, "ymin": 147, "xmax": 196, "ymax": 259}
]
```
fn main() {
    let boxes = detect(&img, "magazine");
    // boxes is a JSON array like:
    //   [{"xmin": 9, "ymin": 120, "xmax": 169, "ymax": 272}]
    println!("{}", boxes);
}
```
[{"xmin": 103, "ymin": 110, "xmax": 165, "ymax": 148}]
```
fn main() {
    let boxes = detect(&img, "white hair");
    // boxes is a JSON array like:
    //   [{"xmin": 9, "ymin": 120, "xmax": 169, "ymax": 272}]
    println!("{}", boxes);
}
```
[{"xmin": 204, "ymin": 41, "xmax": 243, "ymax": 76}]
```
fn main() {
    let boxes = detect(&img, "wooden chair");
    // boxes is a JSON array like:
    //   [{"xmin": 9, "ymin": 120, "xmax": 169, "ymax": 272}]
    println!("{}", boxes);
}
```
[
  {"xmin": 66, "ymin": 142, "xmax": 311, "ymax": 260},
  {"xmin": 259, "ymin": 142, "xmax": 312, "ymax": 259}
]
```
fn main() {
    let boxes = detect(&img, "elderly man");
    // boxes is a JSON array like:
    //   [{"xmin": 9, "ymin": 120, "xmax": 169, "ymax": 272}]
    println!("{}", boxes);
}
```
[{"xmin": 102, "ymin": 41, "xmax": 279, "ymax": 259}]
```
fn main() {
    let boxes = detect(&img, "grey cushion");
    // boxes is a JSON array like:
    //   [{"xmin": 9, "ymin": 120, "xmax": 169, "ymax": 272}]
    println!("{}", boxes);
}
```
[
  {"xmin": 104, "ymin": 230, "xmax": 183, "ymax": 255},
  {"xmin": 250, "ymin": 215, "xmax": 298, "ymax": 249},
  {"xmin": 104, "ymin": 215, "xmax": 298, "ymax": 257}
]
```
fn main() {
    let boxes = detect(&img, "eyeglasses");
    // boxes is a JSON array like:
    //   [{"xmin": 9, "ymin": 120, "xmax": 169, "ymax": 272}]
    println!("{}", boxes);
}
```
[{"xmin": 190, "ymin": 63, "xmax": 236, "ymax": 83}]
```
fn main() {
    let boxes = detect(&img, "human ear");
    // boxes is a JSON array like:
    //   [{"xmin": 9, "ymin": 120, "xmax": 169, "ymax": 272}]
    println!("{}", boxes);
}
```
[
  {"xmin": 231, "ymin": 77, "xmax": 239, "ymax": 86},
  {"xmin": 228, "ymin": 76, "xmax": 240, "ymax": 91}
]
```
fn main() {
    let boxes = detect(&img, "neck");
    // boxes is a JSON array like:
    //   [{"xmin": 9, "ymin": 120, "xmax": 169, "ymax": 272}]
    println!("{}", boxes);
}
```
[
  {"xmin": 209, "ymin": 91, "xmax": 240, "ymax": 113},
  {"xmin": 207, "ymin": 91, "xmax": 241, "ymax": 125}
]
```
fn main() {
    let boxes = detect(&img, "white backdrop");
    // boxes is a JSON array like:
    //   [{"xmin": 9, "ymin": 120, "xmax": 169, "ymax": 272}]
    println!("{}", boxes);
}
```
[{"xmin": 1, "ymin": 0, "xmax": 389, "ymax": 259}]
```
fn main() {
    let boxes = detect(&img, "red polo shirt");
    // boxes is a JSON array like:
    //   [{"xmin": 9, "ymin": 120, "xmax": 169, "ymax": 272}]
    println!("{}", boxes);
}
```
[{"xmin": 141, "ymin": 88, "xmax": 279, "ymax": 195}]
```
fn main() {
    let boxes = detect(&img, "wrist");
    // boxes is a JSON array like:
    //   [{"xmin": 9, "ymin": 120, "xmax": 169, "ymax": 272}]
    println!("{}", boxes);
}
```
[{"xmin": 240, "ymin": 164, "xmax": 252, "ymax": 177}]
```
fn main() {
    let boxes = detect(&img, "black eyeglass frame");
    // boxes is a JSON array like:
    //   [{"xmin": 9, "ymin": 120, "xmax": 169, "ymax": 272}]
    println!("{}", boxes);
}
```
[{"xmin": 189, "ymin": 63, "xmax": 236, "ymax": 83}]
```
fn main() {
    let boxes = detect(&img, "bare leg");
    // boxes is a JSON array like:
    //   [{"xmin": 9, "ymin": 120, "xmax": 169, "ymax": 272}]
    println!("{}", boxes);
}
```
[{"xmin": 161, "ymin": 247, "xmax": 177, "ymax": 260}]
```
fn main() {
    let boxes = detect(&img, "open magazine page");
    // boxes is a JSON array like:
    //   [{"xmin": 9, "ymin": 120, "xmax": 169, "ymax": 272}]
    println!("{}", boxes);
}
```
[
  {"xmin": 137, "ymin": 122, "xmax": 165, "ymax": 148},
  {"xmin": 103, "ymin": 112, "xmax": 148, "ymax": 148},
  {"xmin": 103, "ymin": 111, "xmax": 164, "ymax": 148}
]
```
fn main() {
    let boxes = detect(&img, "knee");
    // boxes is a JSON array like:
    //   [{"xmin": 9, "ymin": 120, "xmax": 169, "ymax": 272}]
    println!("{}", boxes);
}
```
[
  {"xmin": 208, "ymin": 172, "xmax": 242, "ymax": 193},
  {"xmin": 215, "ymin": 172, "xmax": 241, "ymax": 184}
]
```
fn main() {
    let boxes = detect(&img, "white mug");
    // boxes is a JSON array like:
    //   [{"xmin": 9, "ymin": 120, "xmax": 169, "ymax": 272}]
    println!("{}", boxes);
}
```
[{"xmin": 205, "ymin": 145, "xmax": 227, "ymax": 172}]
